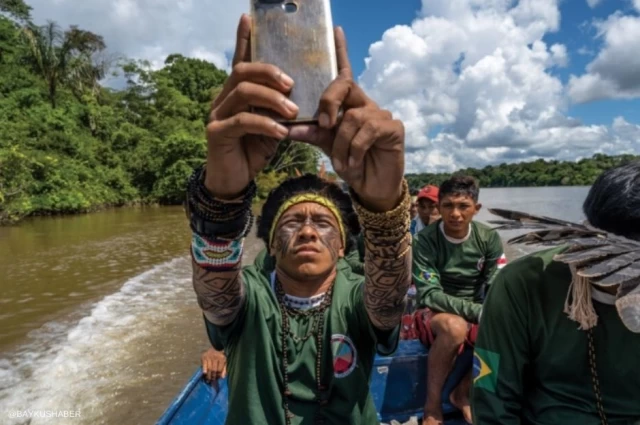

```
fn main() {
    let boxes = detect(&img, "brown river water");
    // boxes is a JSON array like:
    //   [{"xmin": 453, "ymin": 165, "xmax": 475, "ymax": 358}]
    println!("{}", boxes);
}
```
[{"xmin": 0, "ymin": 187, "xmax": 590, "ymax": 424}]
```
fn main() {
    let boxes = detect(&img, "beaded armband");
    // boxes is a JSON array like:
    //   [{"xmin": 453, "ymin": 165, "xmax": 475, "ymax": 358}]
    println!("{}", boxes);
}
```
[
  {"xmin": 185, "ymin": 164, "xmax": 257, "ymax": 270},
  {"xmin": 350, "ymin": 180, "xmax": 412, "ymax": 259},
  {"xmin": 191, "ymin": 233, "xmax": 245, "ymax": 271},
  {"xmin": 185, "ymin": 164, "xmax": 256, "ymax": 241}
]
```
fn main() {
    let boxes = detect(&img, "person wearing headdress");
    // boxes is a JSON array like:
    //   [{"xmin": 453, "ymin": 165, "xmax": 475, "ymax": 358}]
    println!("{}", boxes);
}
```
[
  {"xmin": 472, "ymin": 160, "xmax": 640, "ymax": 424},
  {"xmin": 254, "ymin": 169, "xmax": 367, "ymax": 276},
  {"xmin": 185, "ymin": 15, "xmax": 411, "ymax": 425}
]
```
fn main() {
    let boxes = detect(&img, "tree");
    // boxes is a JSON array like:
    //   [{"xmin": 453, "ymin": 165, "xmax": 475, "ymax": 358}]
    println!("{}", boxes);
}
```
[
  {"xmin": 266, "ymin": 139, "xmax": 319, "ymax": 176},
  {"xmin": 63, "ymin": 25, "xmax": 111, "ymax": 99},
  {"xmin": 0, "ymin": 0, "xmax": 31, "ymax": 22},
  {"xmin": 405, "ymin": 154, "xmax": 639, "ymax": 189},
  {"xmin": 0, "ymin": 145, "xmax": 35, "ymax": 222},
  {"xmin": 21, "ymin": 21, "xmax": 106, "ymax": 108},
  {"xmin": 158, "ymin": 54, "xmax": 227, "ymax": 103},
  {"xmin": 0, "ymin": 12, "xmax": 17, "ymax": 63}
]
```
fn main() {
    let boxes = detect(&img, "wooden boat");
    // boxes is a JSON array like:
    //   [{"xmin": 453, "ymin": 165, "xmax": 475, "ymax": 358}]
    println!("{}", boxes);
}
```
[{"xmin": 156, "ymin": 340, "xmax": 470, "ymax": 425}]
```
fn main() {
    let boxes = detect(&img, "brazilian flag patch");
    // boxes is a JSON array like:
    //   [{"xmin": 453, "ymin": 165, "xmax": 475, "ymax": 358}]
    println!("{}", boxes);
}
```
[{"xmin": 473, "ymin": 348, "xmax": 500, "ymax": 393}]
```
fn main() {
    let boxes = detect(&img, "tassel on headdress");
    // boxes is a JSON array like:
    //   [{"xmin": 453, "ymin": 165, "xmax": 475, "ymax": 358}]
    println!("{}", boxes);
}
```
[{"xmin": 563, "ymin": 264, "xmax": 598, "ymax": 330}]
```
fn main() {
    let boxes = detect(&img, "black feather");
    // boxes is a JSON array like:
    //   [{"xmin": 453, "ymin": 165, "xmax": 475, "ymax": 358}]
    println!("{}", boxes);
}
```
[
  {"xmin": 489, "ymin": 208, "xmax": 640, "ymax": 287},
  {"xmin": 592, "ymin": 262, "xmax": 640, "ymax": 286},
  {"xmin": 577, "ymin": 251, "xmax": 640, "ymax": 278}
]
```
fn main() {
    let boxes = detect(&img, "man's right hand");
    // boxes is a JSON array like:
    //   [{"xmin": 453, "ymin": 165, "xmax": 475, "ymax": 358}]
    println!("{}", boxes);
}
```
[{"xmin": 205, "ymin": 14, "xmax": 299, "ymax": 199}]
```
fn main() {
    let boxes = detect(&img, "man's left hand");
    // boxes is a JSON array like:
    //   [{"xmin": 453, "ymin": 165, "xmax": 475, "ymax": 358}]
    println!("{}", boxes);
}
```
[{"xmin": 289, "ymin": 27, "xmax": 405, "ymax": 213}]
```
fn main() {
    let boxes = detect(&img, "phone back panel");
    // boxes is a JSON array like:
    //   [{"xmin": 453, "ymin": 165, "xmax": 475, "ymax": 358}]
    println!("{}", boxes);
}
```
[{"xmin": 251, "ymin": 0, "xmax": 337, "ymax": 124}]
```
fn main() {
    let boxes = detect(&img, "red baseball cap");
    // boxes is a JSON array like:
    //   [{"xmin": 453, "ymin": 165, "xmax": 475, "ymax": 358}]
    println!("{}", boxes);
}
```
[{"xmin": 417, "ymin": 185, "xmax": 439, "ymax": 203}]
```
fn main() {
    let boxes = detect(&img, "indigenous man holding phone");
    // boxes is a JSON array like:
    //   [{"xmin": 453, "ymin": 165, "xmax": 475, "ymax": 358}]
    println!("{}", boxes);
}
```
[{"xmin": 187, "ymin": 14, "xmax": 411, "ymax": 425}]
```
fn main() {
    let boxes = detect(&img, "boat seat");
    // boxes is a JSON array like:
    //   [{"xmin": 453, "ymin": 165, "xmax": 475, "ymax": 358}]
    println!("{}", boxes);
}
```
[{"xmin": 371, "ymin": 340, "xmax": 473, "ymax": 424}]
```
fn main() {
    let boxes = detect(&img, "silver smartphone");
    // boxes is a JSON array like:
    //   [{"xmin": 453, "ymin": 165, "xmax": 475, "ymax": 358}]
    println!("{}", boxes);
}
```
[{"xmin": 251, "ymin": 0, "xmax": 338, "ymax": 125}]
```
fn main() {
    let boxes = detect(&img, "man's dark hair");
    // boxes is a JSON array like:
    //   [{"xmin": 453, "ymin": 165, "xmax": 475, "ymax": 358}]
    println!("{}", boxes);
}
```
[
  {"xmin": 439, "ymin": 175, "xmax": 480, "ymax": 203},
  {"xmin": 257, "ymin": 174, "xmax": 361, "ymax": 254},
  {"xmin": 583, "ymin": 160, "xmax": 640, "ymax": 240}
]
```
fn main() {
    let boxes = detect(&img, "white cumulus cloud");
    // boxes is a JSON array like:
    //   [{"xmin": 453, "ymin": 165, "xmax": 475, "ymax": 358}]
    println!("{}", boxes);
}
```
[
  {"xmin": 568, "ymin": 12, "xmax": 640, "ymax": 103},
  {"xmin": 358, "ymin": 0, "xmax": 640, "ymax": 172},
  {"xmin": 27, "ymin": 0, "xmax": 248, "ymax": 71}
]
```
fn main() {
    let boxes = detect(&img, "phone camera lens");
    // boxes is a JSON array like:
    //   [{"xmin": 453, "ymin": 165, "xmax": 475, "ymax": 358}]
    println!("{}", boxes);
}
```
[{"xmin": 283, "ymin": 2, "xmax": 297, "ymax": 13}]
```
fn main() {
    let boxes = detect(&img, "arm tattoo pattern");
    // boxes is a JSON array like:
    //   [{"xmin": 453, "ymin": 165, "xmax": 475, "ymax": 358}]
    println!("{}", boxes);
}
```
[
  {"xmin": 192, "ymin": 260, "xmax": 246, "ymax": 327},
  {"xmin": 362, "ymin": 232, "xmax": 412, "ymax": 330}
]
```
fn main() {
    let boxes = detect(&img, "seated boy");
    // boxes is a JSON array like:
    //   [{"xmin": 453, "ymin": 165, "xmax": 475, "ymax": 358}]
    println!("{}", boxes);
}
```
[{"xmin": 412, "ymin": 176, "xmax": 506, "ymax": 425}]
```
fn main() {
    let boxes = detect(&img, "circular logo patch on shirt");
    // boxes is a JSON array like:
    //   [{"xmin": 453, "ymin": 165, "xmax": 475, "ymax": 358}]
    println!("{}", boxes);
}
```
[{"xmin": 331, "ymin": 334, "xmax": 357, "ymax": 378}]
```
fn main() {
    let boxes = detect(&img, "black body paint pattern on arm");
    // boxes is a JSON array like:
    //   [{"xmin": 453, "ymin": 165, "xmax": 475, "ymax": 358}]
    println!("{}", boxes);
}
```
[
  {"xmin": 363, "ymin": 233, "xmax": 412, "ymax": 331},
  {"xmin": 192, "ymin": 260, "xmax": 245, "ymax": 327}
]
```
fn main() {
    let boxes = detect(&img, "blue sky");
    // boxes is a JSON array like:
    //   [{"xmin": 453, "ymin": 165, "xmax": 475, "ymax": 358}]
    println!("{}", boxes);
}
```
[
  {"xmin": 330, "ymin": 0, "xmax": 422, "ymax": 78},
  {"xmin": 543, "ymin": 0, "xmax": 640, "ymax": 124},
  {"xmin": 330, "ymin": 0, "xmax": 640, "ymax": 127},
  {"xmin": 28, "ymin": 0, "xmax": 640, "ymax": 172}
]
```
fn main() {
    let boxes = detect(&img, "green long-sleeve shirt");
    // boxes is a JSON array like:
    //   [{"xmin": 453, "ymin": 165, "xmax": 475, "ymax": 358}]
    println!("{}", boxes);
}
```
[
  {"xmin": 472, "ymin": 245, "xmax": 640, "ymax": 424},
  {"xmin": 412, "ymin": 220, "xmax": 505, "ymax": 323},
  {"xmin": 204, "ymin": 255, "xmax": 398, "ymax": 425}
]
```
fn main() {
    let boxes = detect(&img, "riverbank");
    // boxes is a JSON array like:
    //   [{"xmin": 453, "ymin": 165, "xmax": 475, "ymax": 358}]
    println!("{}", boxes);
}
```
[
  {"xmin": 0, "ymin": 200, "xmax": 157, "ymax": 226},
  {"xmin": 0, "ymin": 199, "xmax": 267, "ymax": 227}
]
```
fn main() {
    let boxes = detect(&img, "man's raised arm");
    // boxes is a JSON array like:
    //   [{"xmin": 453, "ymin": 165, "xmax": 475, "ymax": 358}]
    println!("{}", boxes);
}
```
[
  {"xmin": 187, "ymin": 15, "xmax": 300, "ymax": 327},
  {"xmin": 356, "ymin": 183, "xmax": 413, "ymax": 331}
]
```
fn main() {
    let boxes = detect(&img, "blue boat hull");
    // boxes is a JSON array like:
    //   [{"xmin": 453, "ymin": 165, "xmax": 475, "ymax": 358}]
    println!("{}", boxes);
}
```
[{"xmin": 157, "ymin": 340, "xmax": 471, "ymax": 425}]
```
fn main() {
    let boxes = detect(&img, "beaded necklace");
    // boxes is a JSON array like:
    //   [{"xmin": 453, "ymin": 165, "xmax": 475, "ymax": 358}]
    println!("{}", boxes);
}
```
[{"xmin": 275, "ymin": 277, "xmax": 335, "ymax": 425}]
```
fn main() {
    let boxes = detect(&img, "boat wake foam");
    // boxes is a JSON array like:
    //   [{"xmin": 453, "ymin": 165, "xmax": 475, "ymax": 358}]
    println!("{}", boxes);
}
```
[{"xmin": 0, "ymin": 257, "xmax": 193, "ymax": 425}]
